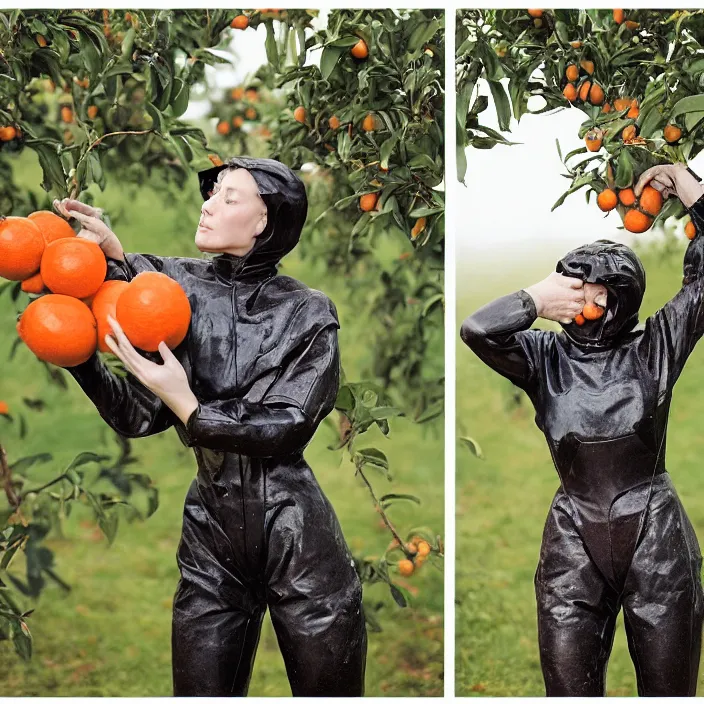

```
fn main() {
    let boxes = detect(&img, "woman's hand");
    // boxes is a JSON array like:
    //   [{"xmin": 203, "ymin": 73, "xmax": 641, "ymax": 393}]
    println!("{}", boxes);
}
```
[
  {"xmin": 524, "ymin": 272, "xmax": 585, "ymax": 324},
  {"xmin": 104, "ymin": 315, "xmax": 198, "ymax": 425},
  {"xmin": 52, "ymin": 198, "xmax": 125, "ymax": 261},
  {"xmin": 634, "ymin": 163, "xmax": 704, "ymax": 209}
]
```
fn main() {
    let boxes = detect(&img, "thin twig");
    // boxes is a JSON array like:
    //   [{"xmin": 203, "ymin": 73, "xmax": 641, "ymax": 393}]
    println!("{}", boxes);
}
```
[{"xmin": 0, "ymin": 443, "xmax": 19, "ymax": 508}]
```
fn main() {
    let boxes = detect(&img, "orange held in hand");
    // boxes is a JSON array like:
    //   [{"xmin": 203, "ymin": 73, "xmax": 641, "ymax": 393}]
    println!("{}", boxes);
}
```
[
  {"xmin": 639, "ymin": 185, "xmax": 663, "ymax": 217},
  {"xmin": 574, "ymin": 313, "xmax": 586, "ymax": 326},
  {"xmin": 0, "ymin": 216, "xmax": 45, "ymax": 281},
  {"xmin": 41, "ymin": 238, "xmax": 107, "ymax": 299},
  {"xmin": 582, "ymin": 302, "xmax": 605, "ymax": 321},
  {"xmin": 91, "ymin": 280, "xmax": 129, "ymax": 353},
  {"xmin": 28, "ymin": 210, "xmax": 76, "ymax": 243},
  {"xmin": 18, "ymin": 294, "xmax": 97, "ymax": 367},
  {"xmin": 686, "ymin": 221, "xmax": 696, "ymax": 240},
  {"xmin": 115, "ymin": 272, "xmax": 191, "ymax": 352}
]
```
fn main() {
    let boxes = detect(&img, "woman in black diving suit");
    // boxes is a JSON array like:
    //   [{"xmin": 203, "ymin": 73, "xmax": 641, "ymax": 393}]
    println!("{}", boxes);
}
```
[
  {"xmin": 53, "ymin": 158, "xmax": 367, "ymax": 696},
  {"xmin": 461, "ymin": 162, "xmax": 704, "ymax": 696}
]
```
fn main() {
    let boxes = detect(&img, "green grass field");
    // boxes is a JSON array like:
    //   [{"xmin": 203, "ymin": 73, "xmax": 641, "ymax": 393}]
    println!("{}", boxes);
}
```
[
  {"xmin": 0, "ymin": 156, "xmax": 444, "ymax": 696},
  {"xmin": 456, "ymin": 237, "xmax": 704, "ymax": 696}
]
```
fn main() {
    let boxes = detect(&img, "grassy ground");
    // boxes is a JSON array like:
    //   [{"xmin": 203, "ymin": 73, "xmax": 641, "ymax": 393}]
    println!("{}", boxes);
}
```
[
  {"xmin": 456, "ymin": 237, "xmax": 704, "ymax": 696},
  {"xmin": 0, "ymin": 156, "xmax": 444, "ymax": 695}
]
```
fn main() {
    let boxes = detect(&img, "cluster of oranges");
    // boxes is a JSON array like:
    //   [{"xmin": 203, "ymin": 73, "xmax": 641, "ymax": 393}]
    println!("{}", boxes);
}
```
[
  {"xmin": 216, "ymin": 86, "xmax": 260, "ymax": 136},
  {"xmin": 0, "ymin": 212, "xmax": 191, "ymax": 367},
  {"xmin": 596, "ymin": 184, "xmax": 663, "ymax": 233},
  {"xmin": 562, "ymin": 61, "xmax": 605, "ymax": 107},
  {"xmin": 396, "ymin": 536, "xmax": 433, "ymax": 577}
]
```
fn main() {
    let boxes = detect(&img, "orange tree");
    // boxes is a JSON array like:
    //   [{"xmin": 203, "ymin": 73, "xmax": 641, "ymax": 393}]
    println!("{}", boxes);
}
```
[
  {"xmin": 0, "ymin": 9, "xmax": 443, "ymax": 654},
  {"xmin": 457, "ymin": 9, "xmax": 704, "ymax": 234}
]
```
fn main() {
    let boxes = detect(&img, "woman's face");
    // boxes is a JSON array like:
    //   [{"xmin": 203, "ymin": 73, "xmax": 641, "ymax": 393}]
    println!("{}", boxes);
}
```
[{"xmin": 195, "ymin": 168, "xmax": 268, "ymax": 256}]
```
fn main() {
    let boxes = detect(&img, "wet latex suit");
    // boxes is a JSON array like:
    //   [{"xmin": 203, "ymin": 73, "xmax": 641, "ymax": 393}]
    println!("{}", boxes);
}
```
[
  {"xmin": 461, "ymin": 195, "xmax": 704, "ymax": 696},
  {"xmin": 67, "ymin": 158, "xmax": 367, "ymax": 696}
]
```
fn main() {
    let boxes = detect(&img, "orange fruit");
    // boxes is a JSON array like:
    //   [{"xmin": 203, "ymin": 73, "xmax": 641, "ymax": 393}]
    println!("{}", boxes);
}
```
[
  {"xmin": 0, "ymin": 217, "xmax": 45, "ymax": 281},
  {"xmin": 582, "ymin": 302, "xmax": 605, "ymax": 320},
  {"xmin": 208, "ymin": 154, "xmax": 224, "ymax": 167},
  {"xmin": 87, "ymin": 105, "xmax": 98, "ymax": 119},
  {"xmin": 293, "ymin": 106, "xmax": 307, "ymax": 124},
  {"xmin": 565, "ymin": 64, "xmax": 579, "ymax": 82},
  {"xmin": 350, "ymin": 38, "xmax": 368, "ymax": 60},
  {"xmin": 622, "ymin": 125, "xmax": 637, "ymax": 141},
  {"xmin": 624, "ymin": 208, "xmax": 653, "ymax": 233},
  {"xmin": 575, "ymin": 313, "xmax": 586, "ymax": 326},
  {"xmin": 588, "ymin": 82, "xmax": 604, "ymax": 105},
  {"xmin": 579, "ymin": 80, "xmax": 591, "ymax": 102},
  {"xmin": 90, "ymin": 280, "xmax": 129, "ymax": 353},
  {"xmin": 405, "ymin": 542, "xmax": 418, "ymax": 555},
  {"xmin": 686, "ymin": 221, "xmax": 696, "ymax": 240},
  {"xmin": 61, "ymin": 106, "xmax": 73, "ymax": 123},
  {"xmin": 245, "ymin": 88, "xmax": 259, "ymax": 102},
  {"xmin": 41, "ymin": 238, "xmax": 107, "ymax": 299},
  {"xmin": 216, "ymin": 120, "xmax": 230, "ymax": 135},
  {"xmin": 411, "ymin": 217, "xmax": 427, "ymax": 239},
  {"xmin": 245, "ymin": 107, "xmax": 257, "ymax": 120},
  {"xmin": 625, "ymin": 20, "xmax": 639, "ymax": 30},
  {"xmin": 417, "ymin": 541, "xmax": 431, "ymax": 557},
  {"xmin": 115, "ymin": 272, "xmax": 191, "ymax": 351},
  {"xmin": 627, "ymin": 100, "xmax": 639, "ymax": 119},
  {"xmin": 362, "ymin": 113, "xmax": 376, "ymax": 132},
  {"xmin": 359, "ymin": 193, "xmax": 379, "ymax": 212},
  {"xmin": 527, "ymin": 9, "xmax": 543, "ymax": 17},
  {"xmin": 231, "ymin": 87, "xmax": 244, "ymax": 101},
  {"xmin": 18, "ymin": 294, "xmax": 97, "ymax": 367},
  {"xmin": 585, "ymin": 129, "xmax": 603, "ymax": 152},
  {"xmin": 580, "ymin": 59, "xmax": 595, "ymax": 75},
  {"xmin": 664, "ymin": 124, "xmax": 682, "ymax": 143},
  {"xmin": 232, "ymin": 115, "xmax": 244, "ymax": 129},
  {"xmin": 0, "ymin": 125, "xmax": 17, "ymax": 141},
  {"xmin": 597, "ymin": 189, "xmax": 618, "ymax": 212},
  {"xmin": 602, "ymin": 102, "xmax": 612, "ymax": 113},
  {"xmin": 28, "ymin": 211, "xmax": 76, "ymax": 244},
  {"xmin": 639, "ymin": 185, "xmax": 663, "ymax": 216},
  {"xmin": 21, "ymin": 272, "xmax": 45, "ymax": 294},
  {"xmin": 614, "ymin": 97, "xmax": 632, "ymax": 111},
  {"xmin": 0, "ymin": 401, "xmax": 8, "ymax": 415},
  {"xmin": 36, "ymin": 34, "xmax": 47, "ymax": 47},
  {"xmin": 563, "ymin": 83, "xmax": 578, "ymax": 102},
  {"xmin": 619, "ymin": 188, "xmax": 636, "ymax": 206},
  {"xmin": 570, "ymin": 41, "xmax": 583, "ymax": 49},
  {"xmin": 614, "ymin": 9, "xmax": 625, "ymax": 24},
  {"xmin": 398, "ymin": 559, "xmax": 414, "ymax": 577},
  {"xmin": 329, "ymin": 115, "xmax": 340, "ymax": 130},
  {"xmin": 231, "ymin": 14, "xmax": 249, "ymax": 29}
]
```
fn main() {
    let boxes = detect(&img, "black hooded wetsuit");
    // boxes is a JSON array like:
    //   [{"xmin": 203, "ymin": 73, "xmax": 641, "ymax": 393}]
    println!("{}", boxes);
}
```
[
  {"xmin": 66, "ymin": 158, "xmax": 367, "ymax": 696},
  {"xmin": 460, "ymin": 195, "xmax": 704, "ymax": 696}
]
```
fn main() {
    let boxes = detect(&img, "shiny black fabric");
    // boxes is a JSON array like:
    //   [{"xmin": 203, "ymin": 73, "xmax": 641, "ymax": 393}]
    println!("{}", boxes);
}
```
[
  {"xmin": 67, "ymin": 157, "xmax": 367, "ymax": 696},
  {"xmin": 461, "ymin": 195, "xmax": 704, "ymax": 696}
]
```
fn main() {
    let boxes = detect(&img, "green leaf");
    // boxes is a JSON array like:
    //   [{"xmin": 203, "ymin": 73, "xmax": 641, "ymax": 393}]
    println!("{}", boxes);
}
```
[
  {"xmin": 169, "ymin": 79, "xmax": 189, "ymax": 119},
  {"xmin": 265, "ymin": 22, "xmax": 280, "ymax": 72},
  {"xmin": 459, "ymin": 436, "xmax": 484, "ymax": 459},
  {"xmin": 327, "ymin": 35, "xmax": 360, "ymax": 48},
  {"xmin": 671, "ymin": 94, "xmax": 704, "ymax": 119},
  {"xmin": 369, "ymin": 406, "xmax": 404, "ymax": 420},
  {"xmin": 320, "ymin": 46, "xmax": 343, "ymax": 81},
  {"xmin": 389, "ymin": 583, "xmax": 409, "ymax": 608},
  {"xmin": 409, "ymin": 206, "xmax": 443, "ymax": 218},
  {"xmin": 488, "ymin": 80, "xmax": 511, "ymax": 131},
  {"xmin": 615, "ymin": 149, "xmax": 634, "ymax": 189},
  {"xmin": 380, "ymin": 493, "xmax": 421, "ymax": 509},
  {"xmin": 9, "ymin": 453, "xmax": 52, "ymax": 475},
  {"xmin": 354, "ymin": 447, "xmax": 389, "ymax": 471},
  {"xmin": 10, "ymin": 619, "xmax": 32, "ymax": 660}
]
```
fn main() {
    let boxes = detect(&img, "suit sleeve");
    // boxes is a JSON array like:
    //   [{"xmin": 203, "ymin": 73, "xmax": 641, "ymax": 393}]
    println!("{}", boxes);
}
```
[
  {"xmin": 646, "ymin": 194, "xmax": 704, "ymax": 389},
  {"xmin": 459, "ymin": 289, "xmax": 541, "ymax": 392},
  {"xmin": 179, "ymin": 294, "xmax": 340, "ymax": 457},
  {"xmin": 66, "ymin": 252, "xmax": 181, "ymax": 437}
]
